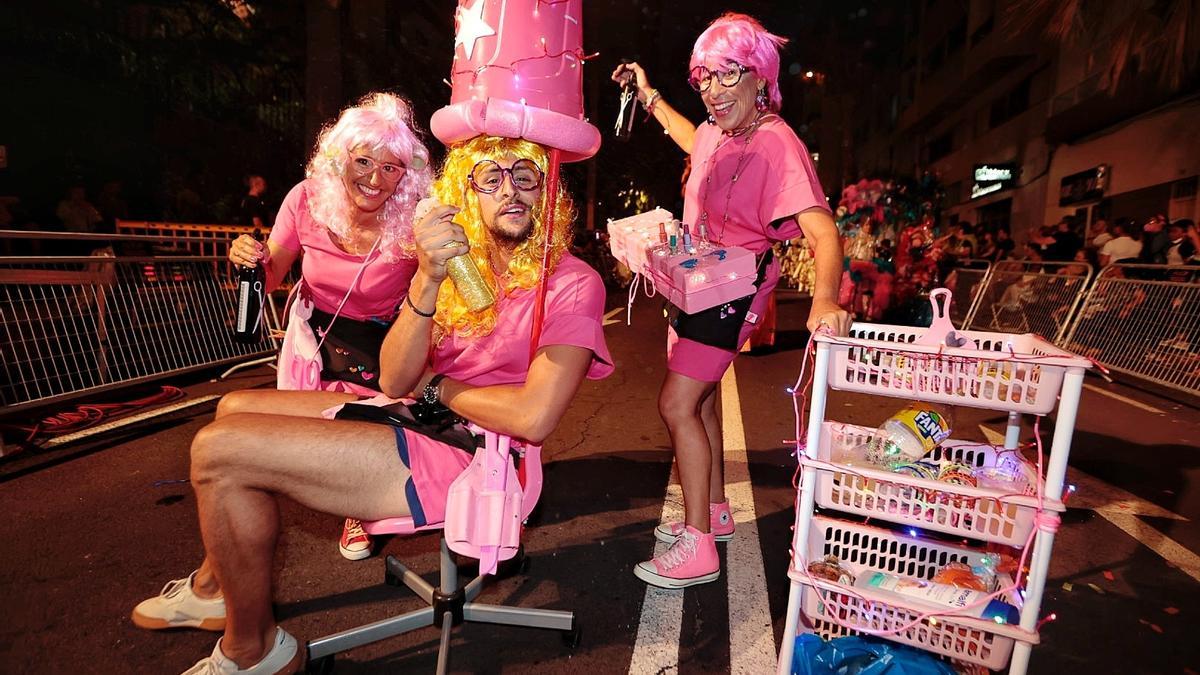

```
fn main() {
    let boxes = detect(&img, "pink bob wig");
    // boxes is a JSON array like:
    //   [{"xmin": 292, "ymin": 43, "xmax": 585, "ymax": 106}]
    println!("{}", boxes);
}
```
[
  {"xmin": 689, "ymin": 13, "xmax": 788, "ymax": 112},
  {"xmin": 305, "ymin": 92, "xmax": 433, "ymax": 259}
]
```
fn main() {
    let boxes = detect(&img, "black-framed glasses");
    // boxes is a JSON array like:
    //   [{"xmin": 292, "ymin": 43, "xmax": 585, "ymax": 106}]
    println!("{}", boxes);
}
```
[
  {"xmin": 468, "ymin": 159, "xmax": 544, "ymax": 194},
  {"xmin": 688, "ymin": 63, "xmax": 751, "ymax": 93}
]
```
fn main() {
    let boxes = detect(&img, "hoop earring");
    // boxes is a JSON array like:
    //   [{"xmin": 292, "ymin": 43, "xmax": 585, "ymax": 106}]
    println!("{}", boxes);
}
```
[{"xmin": 755, "ymin": 87, "xmax": 769, "ymax": 112}]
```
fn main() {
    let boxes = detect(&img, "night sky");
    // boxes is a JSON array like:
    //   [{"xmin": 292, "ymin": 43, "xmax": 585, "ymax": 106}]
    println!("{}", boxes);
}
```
[{"xmin": 0, "ymin": 1, "xmax": 896, "ymax": 229}]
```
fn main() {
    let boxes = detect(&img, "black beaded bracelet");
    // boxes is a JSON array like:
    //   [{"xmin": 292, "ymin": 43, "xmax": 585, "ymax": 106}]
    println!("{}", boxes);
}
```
[{"xmin": 405, "ymin": 294, "xmax": 436, "ymax": 318}]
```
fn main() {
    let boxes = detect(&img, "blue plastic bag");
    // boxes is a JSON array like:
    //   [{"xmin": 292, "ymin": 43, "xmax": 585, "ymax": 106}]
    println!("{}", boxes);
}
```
[{"xmin": 792, "ymin": 634, "xmax": 958, "ymax": 675}]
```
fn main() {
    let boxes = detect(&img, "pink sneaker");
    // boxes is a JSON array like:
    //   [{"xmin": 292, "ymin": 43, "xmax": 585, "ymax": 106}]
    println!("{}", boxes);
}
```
[
  {"xmin": 654, "ymin": 501, "xmax": 734, "ymax": 544},
  {"xmin": 634, "ymin": 524, "xmax": 719, "ymax": 588},
  {"xmin": 339, "ymin": 518, "xmax": 373, "ymax": 561}
]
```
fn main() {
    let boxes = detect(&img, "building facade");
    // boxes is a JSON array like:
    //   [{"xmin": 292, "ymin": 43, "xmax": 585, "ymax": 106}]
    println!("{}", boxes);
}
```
[{"xmin": 831, "ymin": 0, "xmax": 1199, "ymax": 241}]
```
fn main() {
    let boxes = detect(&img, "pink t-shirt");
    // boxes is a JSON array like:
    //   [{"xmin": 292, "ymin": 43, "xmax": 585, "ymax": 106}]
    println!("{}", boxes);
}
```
[
  {"xmin": 270, "ymin": 180, "xmax": 418, "ymax": 322},
  {"xmin": 682, "ymin": 115, "xmax": 829, "ymax": 254},
  {"xmin": 430, "ymin": 255, "xmax": 614, "ymax": 384}
]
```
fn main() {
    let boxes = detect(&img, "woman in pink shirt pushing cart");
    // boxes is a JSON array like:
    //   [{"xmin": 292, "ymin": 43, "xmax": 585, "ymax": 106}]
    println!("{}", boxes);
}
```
[{"xmin": 613, "ymin": 13, "xmax": 851, "ymax": 588}]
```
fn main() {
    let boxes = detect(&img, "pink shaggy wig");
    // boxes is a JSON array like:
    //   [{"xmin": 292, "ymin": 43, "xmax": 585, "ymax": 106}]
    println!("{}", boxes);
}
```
[
  {"xmin": 305, "ymin": 92, "xmax": 433, "ymax": 259},
  {"xmin": 689, "ymin": 13, "xmax": 788, "ymax": 112}
]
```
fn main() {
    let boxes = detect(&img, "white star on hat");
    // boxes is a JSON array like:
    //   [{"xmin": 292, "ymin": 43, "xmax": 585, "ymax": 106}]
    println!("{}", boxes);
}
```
[{"xmin": 454, "ymin": 0, "xmax": 495, "ymax": 60}]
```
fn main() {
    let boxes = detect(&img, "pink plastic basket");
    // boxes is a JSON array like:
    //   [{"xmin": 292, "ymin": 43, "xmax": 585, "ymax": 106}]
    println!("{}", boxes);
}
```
[
  {"xmin": 818, "ymin": 323, "xmax": 1091, "ymax": 414},
  {"xmin": 790, "ymin": 517, "xmax": 1034, "ymax": 670},
  {"xmin": 810, "ymin": 423, "xmax": 1057, "ymax": 546}
]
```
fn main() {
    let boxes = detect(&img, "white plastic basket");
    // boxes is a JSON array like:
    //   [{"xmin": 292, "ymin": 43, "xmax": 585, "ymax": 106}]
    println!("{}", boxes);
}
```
[
  {"xmin": 817, "ymin": 323, "xmax": 1092, "ymax": 414},
  {"xmin": 790, "ymin": 517, "xmax": 1034, "ymax": 670},
  {"xmin": 811, "ymin": 422, "xmax": 1057, "ymax": 546}
]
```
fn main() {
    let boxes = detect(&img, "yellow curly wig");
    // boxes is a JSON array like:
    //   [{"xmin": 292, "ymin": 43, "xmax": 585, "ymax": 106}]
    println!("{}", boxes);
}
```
[{"xmin": 431, "ymin": 136, "xmax": 575, "ymax": 338}]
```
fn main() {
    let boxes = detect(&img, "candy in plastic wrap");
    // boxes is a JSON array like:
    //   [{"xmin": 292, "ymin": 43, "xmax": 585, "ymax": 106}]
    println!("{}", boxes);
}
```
[
  {"xmin": 931, "ymin": 561, "xmax": 987, "ymax": 591},
  {"xmin": 806, "ymin": 555, "xmax": 855, "ymax": 585}
]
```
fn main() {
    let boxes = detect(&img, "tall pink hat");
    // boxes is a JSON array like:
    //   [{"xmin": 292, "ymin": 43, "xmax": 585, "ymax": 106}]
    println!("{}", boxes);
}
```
[{"xmin": 431, "ymin": 0, "xmax": 600, "ymax": 162}]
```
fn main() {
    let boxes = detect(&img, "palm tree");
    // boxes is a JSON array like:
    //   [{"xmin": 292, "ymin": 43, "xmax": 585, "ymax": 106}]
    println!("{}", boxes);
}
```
[{"xmin": 1005, "ymin": 0, "xmax": 1200, "ymax": 93}]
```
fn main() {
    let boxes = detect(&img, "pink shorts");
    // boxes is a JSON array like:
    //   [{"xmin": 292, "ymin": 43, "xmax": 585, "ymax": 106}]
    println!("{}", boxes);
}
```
[
  {"xmin": 321, "ymin": 396, "xmax": 473, "ymax": 527},
  {"xmin": 666, "ymin": 260, "xmax": 779, "ymax": 383},
  {"xmin": 393, "ymin": 427, "xmax": 473, "ymax": 527}
]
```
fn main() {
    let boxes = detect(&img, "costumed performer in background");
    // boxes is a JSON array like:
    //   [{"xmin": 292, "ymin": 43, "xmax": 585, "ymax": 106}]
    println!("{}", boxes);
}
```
[
  {"xmin": 227, "ymin": 92, "xmax": 433, "ymax": 562},
  {"xmin": 131, "ymin": 134, "xmax": 612, "ymax": 674},
  {"xmin": 613, "ymin": 13, "xmax": 850, "ymax": 589}
]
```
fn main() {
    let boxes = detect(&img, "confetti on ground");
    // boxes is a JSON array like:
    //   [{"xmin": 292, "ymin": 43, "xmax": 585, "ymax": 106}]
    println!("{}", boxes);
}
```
[
  {"xmin": 1087, "ymin": 583, "xmax": 1105, "ymax": 594},
  {"xmin": 1102, "ymin": 570, "xmax": 1115, "ymax": 581},
  {"xmin": 1061, "ymin": 582, "xmax": 1073, "ymax": 592},
  {"xmin": 1164, "ymin": 607, "xmax": 1180, "ymax": 615}
]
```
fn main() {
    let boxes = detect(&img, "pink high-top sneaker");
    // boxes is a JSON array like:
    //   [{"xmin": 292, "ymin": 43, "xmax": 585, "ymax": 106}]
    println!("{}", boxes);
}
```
[
  {"xmin": 654, "ymin": 500, "xmax": 734, "ymax": 544},
  {"xmin": 634, "ymin": 524, "xmax": 720, "ymax": 588}
]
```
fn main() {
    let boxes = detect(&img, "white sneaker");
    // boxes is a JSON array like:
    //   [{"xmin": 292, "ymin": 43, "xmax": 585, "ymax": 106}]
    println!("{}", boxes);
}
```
[
  {"xmin": 338, "ymin": 518, "xmax": 373, "ymax": 561},
  {"xmin": 182, "ymin": 627, "xmax": 303, "ymax": 674},
  {"xmin": 132, "ymin": 571, "xmax": 226, "ymax": 632}
]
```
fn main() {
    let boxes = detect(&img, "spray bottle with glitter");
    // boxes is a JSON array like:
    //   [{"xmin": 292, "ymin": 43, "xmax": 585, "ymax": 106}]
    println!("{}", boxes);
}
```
[
  {"xmin": 416, "ymin": 197, "xmax": 495, "ymax": 312},
  {"xmin": 444, "ymin": 246, "xmax": 495, "ymax": 312}
]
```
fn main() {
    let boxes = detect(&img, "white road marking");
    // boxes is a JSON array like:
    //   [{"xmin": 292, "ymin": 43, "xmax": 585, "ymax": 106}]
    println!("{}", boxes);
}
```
[
  {"xmin": 719, "ymin": 366, "xmax": 778, "ymax": 674},
  {"xmin": 978, "ymin": 425, "xmax": 1186, "ymax": 520},
  {"xmin": 1093, "ymin": 510, "xmax": 1200, "ymax": 584},
  {"xmin": 978, "ymin": 424, "xmax": 1198, "ymax": 581},
  {"xmin": 603, "ymin": 307, "xmax": 624, "ymax": 326},
  {"xmin": 45, "ymin": 395, "xmax": 222, "ymax": 447},
  {"xmin": 629, "ymin": 482, "xmax": 685, "ymax": 674},
  {"xmin": 1082, "ymin": 383, "xmax": 1165, "ymax": 414}
]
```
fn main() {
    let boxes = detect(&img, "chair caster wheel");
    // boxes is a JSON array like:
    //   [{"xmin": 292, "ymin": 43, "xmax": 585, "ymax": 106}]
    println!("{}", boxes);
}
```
[
  {"xmin": 562, "ymin": 624, "xmax": 582, "ymax": 650},
  {"xmin": 306, "ymin": 655, "xmax": 334, "ymax": 674}
]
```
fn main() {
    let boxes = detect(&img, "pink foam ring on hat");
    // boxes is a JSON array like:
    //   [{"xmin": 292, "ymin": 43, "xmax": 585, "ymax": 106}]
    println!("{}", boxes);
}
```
[{"xmin": 431, "ymin": 0, "xmax": 600, "ymax": 162}]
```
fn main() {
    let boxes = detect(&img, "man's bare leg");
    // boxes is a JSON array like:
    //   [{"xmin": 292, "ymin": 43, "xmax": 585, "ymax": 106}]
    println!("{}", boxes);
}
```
[
  {"xmin": 189, "ymin": 389, "xmax": 362, "ymax": 596},
  {"xmin": 215, "ymin": 389, "xmax": 359, "ymax": 420},
  {"xmin": 188, "ymin": 412, "xmax": 412, "ymax": 668}
]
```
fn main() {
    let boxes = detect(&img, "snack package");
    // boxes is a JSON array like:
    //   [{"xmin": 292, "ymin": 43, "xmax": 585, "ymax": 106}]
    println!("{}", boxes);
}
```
[{"xmin": 806, "ymin": 555, "xmax": 855, "ymax": 585}]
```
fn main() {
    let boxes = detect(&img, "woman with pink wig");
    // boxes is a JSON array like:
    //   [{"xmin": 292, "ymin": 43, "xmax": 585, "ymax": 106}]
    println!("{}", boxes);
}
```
[
  {"xmin": 613, "ymin": 13, "xmax": 850, "ymax": 588},
  {"xmin": 227, "ymin": 91, "xmax": 433, "ymax": 562}
]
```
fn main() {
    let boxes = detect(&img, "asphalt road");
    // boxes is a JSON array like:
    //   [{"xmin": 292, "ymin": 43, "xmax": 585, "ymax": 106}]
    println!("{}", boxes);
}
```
[{"xmin": 2, "ymin": 289, "xmax": 1198, "ymax": 674}]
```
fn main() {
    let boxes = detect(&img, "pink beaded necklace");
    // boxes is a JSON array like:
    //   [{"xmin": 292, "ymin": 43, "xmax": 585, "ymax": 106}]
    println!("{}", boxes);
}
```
[{"xmin": 697, "ymin": 112, "xmax": 769, "ymax": 244}]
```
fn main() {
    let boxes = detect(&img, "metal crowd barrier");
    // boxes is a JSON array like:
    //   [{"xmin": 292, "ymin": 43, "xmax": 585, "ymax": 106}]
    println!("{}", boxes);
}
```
[
  {"xmin": 116, "ymin": 220, "xmax": 265, "ymax": 260},
  {"xmin": 114, "ymin": 220, "xmax": 298, "ymax": 291},
  {"xmin": 944, "ymin": 258, "xmax": 992, "ymax": 328},
  {"xmin": 0, "ymin": 232, "xmax": 281, "ymax": 412},
  {"xmin": 963, "ymin": 260, "xmax": 1094, "ymax": 343},
  {"xmin": 1063, "ymin": 263, "xmax": 1200, "ymax": 397}
]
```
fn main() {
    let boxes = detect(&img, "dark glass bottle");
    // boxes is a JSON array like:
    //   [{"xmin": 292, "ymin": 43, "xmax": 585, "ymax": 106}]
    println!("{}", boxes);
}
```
[{"xmin": 233, "ymin": 229, "xmax": 265, "ymax": 344}]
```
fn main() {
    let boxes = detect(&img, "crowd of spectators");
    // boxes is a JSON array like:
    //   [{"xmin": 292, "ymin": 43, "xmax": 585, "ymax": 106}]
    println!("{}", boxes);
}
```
[
  {"xmin": 932, "ymin": 213, "xmax": 1200, "ymax": 275},
  {"xmin": 1029, "ymin": 214, "xmax": 1200, "ymax": 269}
]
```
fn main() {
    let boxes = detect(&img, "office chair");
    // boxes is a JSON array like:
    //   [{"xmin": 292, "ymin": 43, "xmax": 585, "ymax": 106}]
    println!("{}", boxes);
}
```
[{"xmin": 304, "ymin": 430, "xmax": 580, "ymax": 674}]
